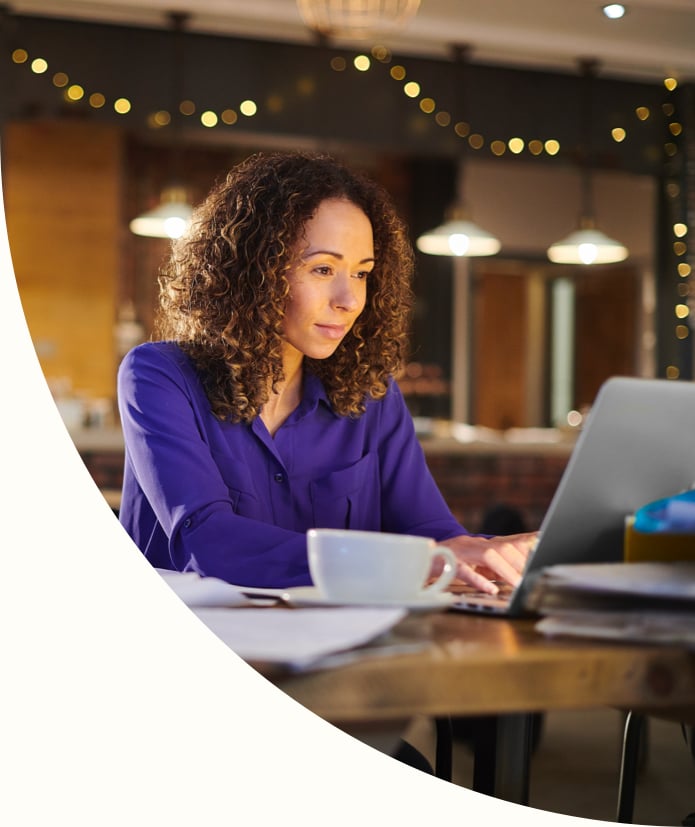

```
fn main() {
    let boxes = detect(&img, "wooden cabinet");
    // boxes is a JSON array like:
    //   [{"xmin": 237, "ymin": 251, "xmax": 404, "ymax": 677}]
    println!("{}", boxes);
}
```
[{"xmin": 3, "ymin": 119, "xmax": 123, "ymax": 401}]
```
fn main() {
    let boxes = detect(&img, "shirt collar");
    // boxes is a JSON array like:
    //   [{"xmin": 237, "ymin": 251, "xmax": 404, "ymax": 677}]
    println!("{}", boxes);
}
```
[{"xmin": 298, "ymin": 371, "xmax": 336, "ymax": 417}]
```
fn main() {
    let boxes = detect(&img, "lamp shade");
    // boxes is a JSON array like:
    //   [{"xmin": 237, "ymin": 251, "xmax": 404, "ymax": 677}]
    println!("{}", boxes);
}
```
[
  {"xmin": 547, "ymin": 224, "xmax": 628, "ymax": 265},
  {"xmin": 416, "ymin": 212, "xmax": 501, "ymax": 257},
  {"xmin": 296, "ymin": 0, "xmax": 420, "ymax": 38},
  {"xmin": 129, "ymin": 185, "xmax": 193, "ymax": 239}
]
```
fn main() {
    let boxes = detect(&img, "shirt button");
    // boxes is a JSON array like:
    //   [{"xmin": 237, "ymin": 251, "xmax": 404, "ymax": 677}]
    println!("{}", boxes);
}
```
[
  {"xmin": 273, "ymin": 472, "xmax": 284, "ymax": 483},
  {"xmin": 183, "ymin": 518, "xmax": 192, "ymax": 528}
]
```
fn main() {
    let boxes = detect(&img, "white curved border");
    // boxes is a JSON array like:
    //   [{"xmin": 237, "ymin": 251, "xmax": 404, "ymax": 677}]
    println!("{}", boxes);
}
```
[{"xmin": 0, "ymin": 150, "xmax": 596, "ymax": 826}]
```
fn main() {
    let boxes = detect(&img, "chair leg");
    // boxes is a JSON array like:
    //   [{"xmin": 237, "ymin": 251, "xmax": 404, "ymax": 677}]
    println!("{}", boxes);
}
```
[
  {"xmin": 434, "ymin": 716, "xmax": 453, "ymax": 782},
  {"xmin": 617, "ymin": 711, "xmax": 646, "ymax": 823},
  {"xmin": 680, "ymin": 725, "xmax": 695, "ymax": 826}
]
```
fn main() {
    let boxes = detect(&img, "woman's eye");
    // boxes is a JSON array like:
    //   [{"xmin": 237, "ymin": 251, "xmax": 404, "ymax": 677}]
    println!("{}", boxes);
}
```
[
  {"xmin": 355, "ymin": 269, "xmax": 372, "ymax": 280},
  {"xmin": 313, "ymin": 265, "xmax": 333, "ymax": 276}
]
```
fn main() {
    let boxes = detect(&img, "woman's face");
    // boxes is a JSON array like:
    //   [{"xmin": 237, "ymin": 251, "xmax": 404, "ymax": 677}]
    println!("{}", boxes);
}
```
[{"xmin": 282, "ymin": 198, "xmax": 374, "ymax": 363}]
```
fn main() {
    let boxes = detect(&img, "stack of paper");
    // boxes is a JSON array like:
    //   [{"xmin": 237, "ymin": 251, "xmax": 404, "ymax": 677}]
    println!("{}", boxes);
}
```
[
  {"xmin": 525, "ymin": 562, "xmax": 695, "ymax": 647},
  {"xmin": 156, "ymin": 569, "xmax": 411, "ymax": 669}
]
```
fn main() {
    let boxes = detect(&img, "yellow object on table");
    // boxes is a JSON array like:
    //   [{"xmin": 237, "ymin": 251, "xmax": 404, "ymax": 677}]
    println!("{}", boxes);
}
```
[{"xmin": 624, "ymin": 515, "xmax": 695, "ymax": 563}]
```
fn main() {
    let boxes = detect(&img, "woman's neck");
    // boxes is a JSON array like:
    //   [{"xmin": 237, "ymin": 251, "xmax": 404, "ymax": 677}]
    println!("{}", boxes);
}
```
[{"xmin": 260, "ymin": 355, "xmax": 304, "ymax": 437}]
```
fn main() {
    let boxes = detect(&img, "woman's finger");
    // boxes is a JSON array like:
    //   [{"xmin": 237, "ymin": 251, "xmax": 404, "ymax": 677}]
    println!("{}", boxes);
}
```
[{"xmin": 455, "ymin": 561, "xmax": 500, "ymax": 595}]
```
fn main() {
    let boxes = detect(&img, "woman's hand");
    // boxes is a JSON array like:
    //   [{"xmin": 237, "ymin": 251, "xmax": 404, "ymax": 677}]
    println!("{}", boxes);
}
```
[{"xmin": 435, "ymin": 532, "xmax": 539, "ymax": 595}]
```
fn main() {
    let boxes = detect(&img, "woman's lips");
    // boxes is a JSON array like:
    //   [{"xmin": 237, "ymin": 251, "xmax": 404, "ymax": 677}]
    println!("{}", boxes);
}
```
[{"xmin": 315, "ymin": 323, "xmax": 347, "ymax": 340}]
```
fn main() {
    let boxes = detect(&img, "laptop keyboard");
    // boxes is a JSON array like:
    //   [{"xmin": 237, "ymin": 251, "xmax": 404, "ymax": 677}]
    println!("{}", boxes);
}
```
[{"xmin": 449, "ymin": 582, "xmax": 515, "ymax": 613}]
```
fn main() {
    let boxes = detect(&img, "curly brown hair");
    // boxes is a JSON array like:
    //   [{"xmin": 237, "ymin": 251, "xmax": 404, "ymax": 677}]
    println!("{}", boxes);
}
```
[{"xmin": 155, "ymin": 151, "xmax": 415, "ymax": 422}]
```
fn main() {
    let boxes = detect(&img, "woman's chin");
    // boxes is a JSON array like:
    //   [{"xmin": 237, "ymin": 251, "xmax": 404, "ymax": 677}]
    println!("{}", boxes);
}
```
[{"xmin": 304, "ymin": 342, "xmax": 343, "ymax": 360}]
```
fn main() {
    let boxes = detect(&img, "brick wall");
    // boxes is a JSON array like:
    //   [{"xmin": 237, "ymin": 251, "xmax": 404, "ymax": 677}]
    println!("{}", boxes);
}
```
[
  {"xmin": 80, "ymin": 450, "xmax": 125, "ymax": 492},
  {"xmin": 424, "ymin": 447, "xmax": 570, "ymax": 534}
]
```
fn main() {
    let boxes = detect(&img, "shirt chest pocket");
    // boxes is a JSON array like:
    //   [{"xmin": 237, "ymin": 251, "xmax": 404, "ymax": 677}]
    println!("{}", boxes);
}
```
[
  {"xmin": 309, "ymin": 452, "xmax": 380, "ymax": 531},
  {"xmin": 210, "ymin": 450, "xmax": 263, "ymax": 519}
]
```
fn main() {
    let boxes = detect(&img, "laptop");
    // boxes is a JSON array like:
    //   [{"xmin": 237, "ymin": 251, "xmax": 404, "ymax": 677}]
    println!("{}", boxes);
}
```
[{"xmin": 451, "ymin": 376, "xmax": 695, "ymax": 617}]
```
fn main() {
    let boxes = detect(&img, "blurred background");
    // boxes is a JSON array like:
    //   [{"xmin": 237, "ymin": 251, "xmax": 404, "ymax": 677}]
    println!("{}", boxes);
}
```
[{"xmin": 1, "ymin": 0, "xmax": 693, "ymax": 528}]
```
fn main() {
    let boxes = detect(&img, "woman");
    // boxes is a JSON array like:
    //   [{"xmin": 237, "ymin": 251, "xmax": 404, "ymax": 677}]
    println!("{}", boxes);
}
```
[{"xmin": 118, "ymin": 151, "xmax": 536, "ymax": 593}]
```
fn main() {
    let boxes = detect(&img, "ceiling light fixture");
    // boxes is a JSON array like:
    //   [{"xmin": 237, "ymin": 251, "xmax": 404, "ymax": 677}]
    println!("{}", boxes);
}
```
[
  {"xmin": 296, "ymin": 0, "xmax": 420, "ymax": 40},
  {"xmin": 602, "ymin": 4, "xmax": 627, "ymax": 20},
  {"xmin": 130, "ymin": 12, "xmax": 193, "ymax": 240},
  {"xmin": 547, "ymin": 59, "xmax": 629, "ymax": 266},
  {"xmin": 416, "ymin": 204, "xmax": 501, "ymax": 257},
  {"xmin": 547, "ymin": 220, "xmax": 628, "ymax": 265},
  {"xmin": 129, "ymin": 185, "xmax": 192, "ymax": 239},
  {"xmin": 416, "ymin": 45, "xmax": 501, "ymax": 258}
]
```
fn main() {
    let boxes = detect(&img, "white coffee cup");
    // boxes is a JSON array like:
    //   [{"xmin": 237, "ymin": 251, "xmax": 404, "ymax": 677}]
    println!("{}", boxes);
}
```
[{"xmin": 307, "ymin": 528, "xmax": 457, "ymax": 604}]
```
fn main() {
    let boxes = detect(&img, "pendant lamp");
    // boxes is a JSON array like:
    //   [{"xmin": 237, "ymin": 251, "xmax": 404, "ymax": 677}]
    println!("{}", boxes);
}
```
[
  {"xmin": 416, "ymin": 203, "xmax": 501, "ymax": 257},
  {"xmin": 296, "ymin": 0, "xmax": 420, "ymax": 39},
  {"xmin": 129, "ymin": 185, "xmax": 192, "ymax": 239},
  {"xmin": 416, "ymin": 46, "xmax": 501, "ymax": 258},
  {"xmin": 547, "ymin": 60, "xmax": 628, "ymax": 265},
  {"xmin": 130, "ymin": 13, "xmax": 193, "ymax": 240},
  {"xmin": 547, "ymin": 219, "xmax": 628, "ymax": 265}
]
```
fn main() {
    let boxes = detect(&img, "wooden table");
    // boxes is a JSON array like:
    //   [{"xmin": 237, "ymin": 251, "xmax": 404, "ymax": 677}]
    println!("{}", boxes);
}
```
[{"xmin": 264, "ymin": 611, "xmax": 695, "ymax": 805}]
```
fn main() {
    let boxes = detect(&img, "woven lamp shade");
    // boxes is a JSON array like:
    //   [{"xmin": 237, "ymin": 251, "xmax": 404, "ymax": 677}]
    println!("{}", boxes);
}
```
[{"xmin": 296, "ymin": 0, "xmax": 420, "ymax": 38}]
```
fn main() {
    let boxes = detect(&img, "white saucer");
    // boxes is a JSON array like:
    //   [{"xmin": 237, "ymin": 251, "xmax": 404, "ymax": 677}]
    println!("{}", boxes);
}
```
[{"xmin": 280, "ymin": 586, "xmax": 456, "ymax": 611}]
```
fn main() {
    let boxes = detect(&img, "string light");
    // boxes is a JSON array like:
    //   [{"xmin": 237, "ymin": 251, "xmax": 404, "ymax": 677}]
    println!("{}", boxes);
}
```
[
  {"xmin": 366, "ymin": 48, "xmax": 563, "ymax": 156},
  {"xmin": 661, "ymin": 77, "xmax": 690, "ymax": 363},
  {"xmin": 65, "ymin": 85, "xmax": 84, "ymax": 101},
  {"xmin": 419, "ymin": 97, "xmax": 435, "ymax": 114},
  {"xmin": 6, "ymin": 40, "xmax": 679, "ymax": 182},
  {"xmin": 239, "ymin": 100, "xmax": 258, "ymax": 117}
]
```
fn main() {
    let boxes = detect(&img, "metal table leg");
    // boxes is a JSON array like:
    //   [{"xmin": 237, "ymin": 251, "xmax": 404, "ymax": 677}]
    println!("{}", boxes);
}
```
[{"xmin": 472, "ymin": 713, "xmax": 533, "ymax": 805}]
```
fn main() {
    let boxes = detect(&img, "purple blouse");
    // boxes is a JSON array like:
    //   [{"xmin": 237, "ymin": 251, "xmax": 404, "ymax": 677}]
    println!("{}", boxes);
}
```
[{"xmin": 117, "ymin": 341, "xmax": 468, "ymax": 587}]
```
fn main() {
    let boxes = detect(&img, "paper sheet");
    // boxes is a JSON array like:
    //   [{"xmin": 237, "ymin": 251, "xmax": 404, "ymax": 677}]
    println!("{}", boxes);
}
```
[
  {"xmin": 193, "ymin": 606, "xmax": 407, "ymax": 668},
  {"xmin": 156, "ymin": 569, "xmax": 284, "ymax": 607},
  {"xmin": 157, "ymin": 569, "xmax": 409, "ymax": 668}
]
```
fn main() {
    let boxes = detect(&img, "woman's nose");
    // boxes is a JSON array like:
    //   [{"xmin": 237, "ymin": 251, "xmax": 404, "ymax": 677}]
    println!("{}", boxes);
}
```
[{"xmin": 331, "ymin": 275, "xmax": 362, "ymax": 311}]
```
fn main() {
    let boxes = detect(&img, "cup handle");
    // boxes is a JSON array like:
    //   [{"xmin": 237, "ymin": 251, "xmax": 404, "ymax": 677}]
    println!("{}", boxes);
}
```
[{"xmin": 422, "ymin": 546, "xmax": 457, "ymax": 593}]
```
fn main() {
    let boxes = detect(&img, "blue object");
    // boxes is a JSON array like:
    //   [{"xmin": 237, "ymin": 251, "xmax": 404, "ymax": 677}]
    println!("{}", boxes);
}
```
[{"xmin": 633, "ymin": 488, "xmax": 695, "ymax": 533}]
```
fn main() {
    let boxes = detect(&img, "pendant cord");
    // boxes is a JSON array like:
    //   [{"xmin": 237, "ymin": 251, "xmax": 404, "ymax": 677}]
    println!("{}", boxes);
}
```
[{"xmin": 579, "ymin": 58, "xmax": 599, "ymax": 223}]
